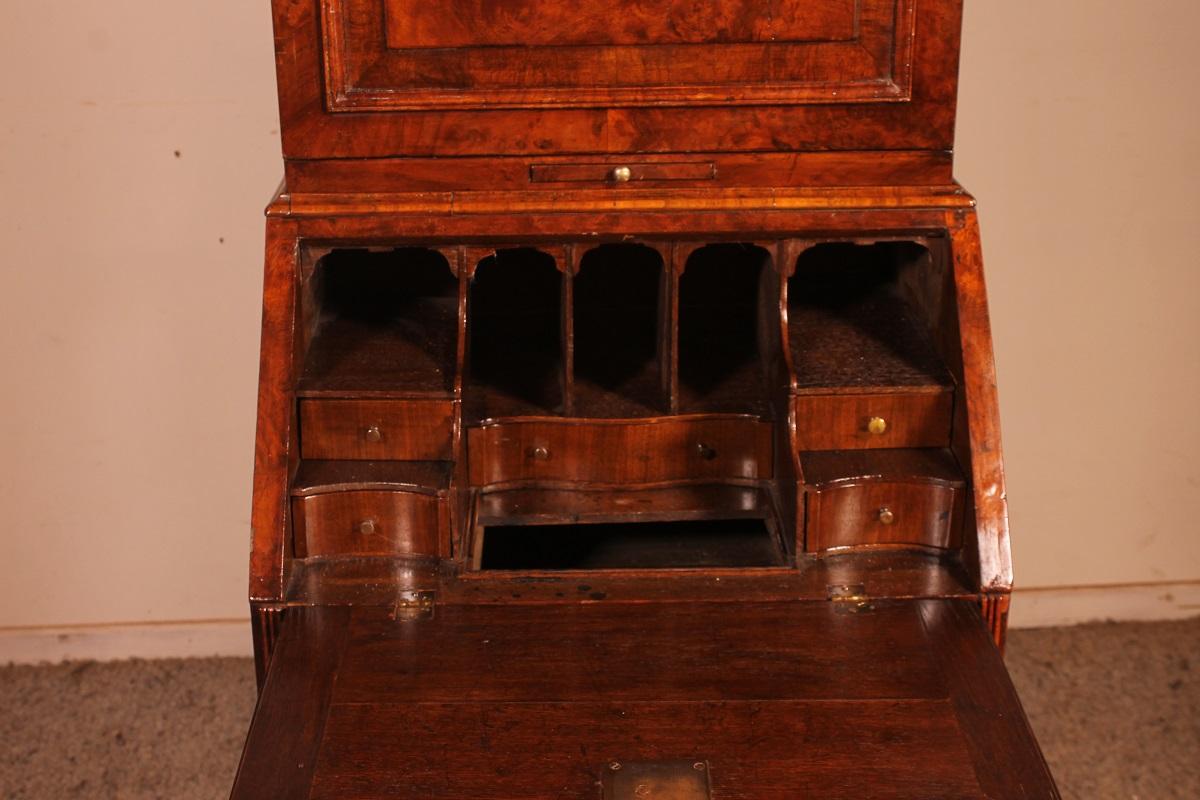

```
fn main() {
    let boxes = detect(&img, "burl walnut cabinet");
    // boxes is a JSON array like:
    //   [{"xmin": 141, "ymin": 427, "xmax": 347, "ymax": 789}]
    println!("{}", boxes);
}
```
[{"xmin": 232, "ymin": 1, "xmax": 1060, "ymax": 797}]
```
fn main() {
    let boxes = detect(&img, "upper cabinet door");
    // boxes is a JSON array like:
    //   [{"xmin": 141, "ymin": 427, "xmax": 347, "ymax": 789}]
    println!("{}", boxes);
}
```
[
  {"xmin": 272, "ymin": 0, "xmax": 963, "ymax": 160},
  {"xmin": 325, "ymin": 0, "xmax": 915, "ymax": 110}
]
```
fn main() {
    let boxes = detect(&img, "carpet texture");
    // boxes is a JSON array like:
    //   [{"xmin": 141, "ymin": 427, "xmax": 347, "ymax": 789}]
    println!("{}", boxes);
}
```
[{"xmin": 1, "ymin": 618, "xmax": 1197, "ymax": 799}]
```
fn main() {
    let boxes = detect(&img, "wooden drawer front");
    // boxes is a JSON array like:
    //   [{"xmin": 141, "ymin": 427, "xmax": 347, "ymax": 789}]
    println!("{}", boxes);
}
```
[
  {"xmin": 468, "ymin": 418, "xmax": 773, "ymax": 486},
  {"xmin": 293, "ymin": 490, "xmax": 446, "ymax": 558},
  {"xmin": 794, "ymin": 392, "xmax": 952, "ymax": 451},
  {"xmin": 300, "ymin": 400, "xmax": 454, "ymax": 460},
  {"xmin": 806, "ymin": 481, "xmax": 962, "ymax": 553}
]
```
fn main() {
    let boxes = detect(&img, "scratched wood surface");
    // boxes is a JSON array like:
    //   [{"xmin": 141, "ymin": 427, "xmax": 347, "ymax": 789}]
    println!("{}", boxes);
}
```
[{"xmin": 231, "ymin": 600, "xmax": 1058, "ymax": 799}]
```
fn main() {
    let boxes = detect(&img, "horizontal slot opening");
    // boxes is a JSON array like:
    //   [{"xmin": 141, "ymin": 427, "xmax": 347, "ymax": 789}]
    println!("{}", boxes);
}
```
[{"xmin": 478, "ymin": 518, "xmax": 784, "ymax": 571}]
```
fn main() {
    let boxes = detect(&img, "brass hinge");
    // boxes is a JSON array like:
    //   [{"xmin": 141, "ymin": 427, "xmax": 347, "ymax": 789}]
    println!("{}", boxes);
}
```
[
  {"xmin": 392, "ymin": 590, "xmax": 436, "ymax": 621},
  {"xmin": 827, "ymin": 583, "xmax": 873, "ymax": 613}
]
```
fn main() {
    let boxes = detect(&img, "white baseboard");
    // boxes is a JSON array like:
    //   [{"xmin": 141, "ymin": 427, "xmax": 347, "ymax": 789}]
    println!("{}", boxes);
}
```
[
  {"xmin": 0, "ymin": 619, "xmax": 252, "ymax": 665},
  {"xmin": 1010, "ymin": 581, "xmax": 1200, "ymax": 629},
  {"xmin": 2, "ymin": 582, "xmax": 1197, "ymax": 664}
]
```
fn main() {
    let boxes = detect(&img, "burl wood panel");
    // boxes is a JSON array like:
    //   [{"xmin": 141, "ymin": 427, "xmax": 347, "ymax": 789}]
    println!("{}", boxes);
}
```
[
  {"xmin": 794, "ymin": 390, "xmax": 953, "ymax": 450},
  {"xmin": 385, "ymin": 0, "xmax": 855, "ymax": 49},
  {"xmin": 270, "ymin": 0, "xmax": 963, "ymax": 165},
  {"xmin": 231, "ymin": 601, "xmax": 1059, "ymax": 800},
  {"xmin": 330, "ymin": 0, "xmax": 911, "ymax": 109},
  {"xmin": 300, "ymin": 399, "xmax": 454, "ymax": 460},
  {"xmin": 467, "ymin": 417, "xmax": 773, "ymax": 486},
  {"xmin": 292, "ymin": 490, "xmax": 446, "ymax": 558}
]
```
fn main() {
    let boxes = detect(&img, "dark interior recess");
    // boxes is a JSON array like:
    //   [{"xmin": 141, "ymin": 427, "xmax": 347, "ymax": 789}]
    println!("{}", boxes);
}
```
[
  {"xmin": 788, "ymin": 242, "xmax": 953, "ymax": 391},
  {"xmin": 299, "ymin": 248, "xmax": 459, "ymax": 395},
  {"xmin": 478, "ymin": 518, "xmax": 784, "ymax": 570},
  {"xmin": 678, "ymin": 244, "xmax": 773, "ymax": 414},
  {"xmin": 467, "ymin": 249, "xmax": 564, "ymax": 419},
  {"xmin": 572, "ymin": 244, "xmax": 666, "ymax": 417}
]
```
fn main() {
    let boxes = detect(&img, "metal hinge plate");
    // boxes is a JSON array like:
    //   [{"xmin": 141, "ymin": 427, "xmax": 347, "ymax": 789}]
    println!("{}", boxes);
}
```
[
  {"xmin": 827, "ymin": 583, "xmax": 874, "ymax": 613},
  {"xmin": 392, "ymin": 590, "xmax": 436, "ymax": 621},
  {"xmin": 602, "ymin": 760, "xmax": 712, "ymax": 800}
]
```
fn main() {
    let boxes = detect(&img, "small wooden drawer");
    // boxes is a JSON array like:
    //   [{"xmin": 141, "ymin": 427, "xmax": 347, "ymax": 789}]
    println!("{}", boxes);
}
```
[
  {"xmin": 300, "ymin": 399, "xmax": 455, "ymax": 460},
  {"xmin": 802, "ymin": 449, "xmax": 964, "ymax": 553},
  {"xmin": 468, "ymin": 417, "xmax": 773, "ymax": 486},
  {"xmin": 292, "ymin": 489, "xmax": 447, "ymax": 558},
  {"xmin": 793, "ymin": 391, "xmax": 952, "ymax": 451}
]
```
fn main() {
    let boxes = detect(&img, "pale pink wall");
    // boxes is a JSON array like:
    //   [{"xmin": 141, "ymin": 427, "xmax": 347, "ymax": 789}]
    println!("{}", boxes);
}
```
[{"xmin": 0, "ymin": 1, "xmax": 1195, "ymax": 629}]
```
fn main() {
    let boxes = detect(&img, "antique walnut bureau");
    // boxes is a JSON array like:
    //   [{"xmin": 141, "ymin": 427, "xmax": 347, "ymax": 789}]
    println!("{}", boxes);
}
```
[{"xmin": 232, "ymin": 1, "xmax": 1059, "ymax": 797}]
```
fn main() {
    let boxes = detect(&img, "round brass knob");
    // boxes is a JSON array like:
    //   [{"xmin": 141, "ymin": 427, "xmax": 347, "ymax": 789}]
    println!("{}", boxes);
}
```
[
  {"xmin": 364, "ymin": 425, "xmax": 383, "ymax": 443},
  {"xmin": 359, "ymin": 519, "xmax": 377, "ymax": 535},
  {"xmin": 695, "ymin": 442, "xmax": 718, "ymax": 461},
  {"xmin": 611, "ymin": 166, "xmax": 632, "ymax": 183},
  {"xmin": 877, "ymin": 508, "xmax": 896, "ymax": 525},
  {"xmin": 867, "ymin": 416, "xmax": 888, "ymax": 436},
  {"xmin": 530, "ymin": 445, "xmax": 550, "ymax": 461}
]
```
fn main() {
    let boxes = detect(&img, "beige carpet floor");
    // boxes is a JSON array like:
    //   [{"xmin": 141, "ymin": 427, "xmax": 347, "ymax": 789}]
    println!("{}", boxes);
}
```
[{"xmin": 1, "ymin": 618, "xmax": 1197, "ymax": 799}]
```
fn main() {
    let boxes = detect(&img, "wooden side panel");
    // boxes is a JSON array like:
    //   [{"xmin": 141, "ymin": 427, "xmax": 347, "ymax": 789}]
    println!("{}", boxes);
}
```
[
  {"xmin": 249, "ymin": 217, "xmax": 300, "ymax": 602},
  {"xmin": 794, "ymin": 391, "xmax": 953, "ymax": 450},
  {"xmin": 300, "ymin": 399, "xmax": 455, "ymax": 460},
  {"xmin": 947, "ymin": 209, "xmax": 1013, "ymax": 592},
  {"xmin": 921, "ymin": 600, "xmax": 1060, "ymax": 798},
  {"xmin": 293, "ymin": 490, "xmax": 446, "ymax": 558},
  {"xmin": 230, "ymin": 607, "xmax": 352, "ymax": 800},
  {"xmin": 467, "ymin": 417, "xmax": 773, "ymax": 486}
]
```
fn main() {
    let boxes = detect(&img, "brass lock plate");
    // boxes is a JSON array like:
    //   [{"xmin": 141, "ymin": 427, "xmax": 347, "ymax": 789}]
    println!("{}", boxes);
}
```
[{"xmin": 602, "ymin": 760, "xmax": 712, "ymax": 800}]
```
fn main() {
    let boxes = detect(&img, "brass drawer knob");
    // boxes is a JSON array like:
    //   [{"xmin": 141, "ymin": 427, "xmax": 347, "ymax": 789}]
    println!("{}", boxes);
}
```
[
  {"xmin": 359, "ymin": 519, "xmax": 378, "ymax": 535},
  {"xmin": 877, "ymin": 507, "xmax": 896, "ymax": 525},
  {"xmin": 611, "ymin": 165, "xmax": 632, "ymax": 183},
  {"xmin": 529, "ymin": 445, "xmax": 550, "ymax": 461},
  {"xmin": 695, "ymin": 442, "xmax": 718, "ymax": 461},
  {"xmin": 867, "ymin": 416, "xmax": 888, "ymax": 435},
  {"xmin": 364, "ymin": 425, "xmax": 383, "ymax": 443}
]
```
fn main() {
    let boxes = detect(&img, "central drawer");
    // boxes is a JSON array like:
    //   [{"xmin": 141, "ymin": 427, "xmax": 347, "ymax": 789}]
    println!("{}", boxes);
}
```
[{"xmin": 468, "ymin": 417, "xmax": 773, "ymax": 486}]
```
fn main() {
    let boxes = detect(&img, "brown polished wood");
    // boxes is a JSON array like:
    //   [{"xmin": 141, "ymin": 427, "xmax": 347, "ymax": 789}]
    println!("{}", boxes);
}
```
[
  {"xmin": 467, "ymin": 416, "xmax": 773, "ymax": 487},
  {"xmin": 299, "ymin": 399, "xmax": 455, "ymax": 461},
  {"xmin": 232, "ymin": 600, "xmax": 1056, "ymax": 800},
  {"xmin": 237, "ymin": 0, "xmax": 1053, "ymax": 795},
  {"xmin": 292, "ymin": 489, "xmax": 447, "ymax": 558},
  {"xmin": 793, "ymin": 390, "xmax": 953, "ymax": 451}
]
